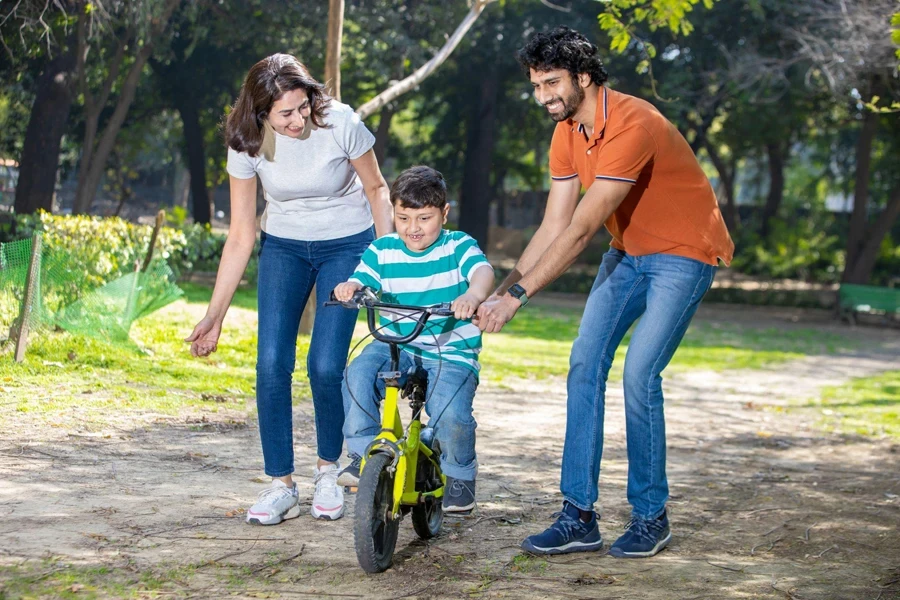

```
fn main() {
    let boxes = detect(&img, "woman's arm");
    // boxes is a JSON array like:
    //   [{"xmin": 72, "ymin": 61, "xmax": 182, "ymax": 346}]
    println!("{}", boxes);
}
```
[
  {"xmin": 351, "ymin": 149, "xmax": 393, "ymax": 238},
  {"xmin": 184, "ymin": 175, "xmax": 258, "ymax": 356}
]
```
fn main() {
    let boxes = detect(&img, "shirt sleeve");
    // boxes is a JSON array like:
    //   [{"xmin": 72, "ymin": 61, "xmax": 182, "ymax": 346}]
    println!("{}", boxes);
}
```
[
  {"xmin": 347, "ymin": 243, "xmax": 382, "ymax": 292},
  {"xmin": 593, "ymin": 123, "xmax": 657, "ymax": 184},
  {"xmin": 548, "ymin": 124, "xmax": 578, "ymax": 181},
  {"xmin": 453, "ymin": 234, "xmax": 493, "ymax": 282},
  {"xmin": 226, "ymin": 147, "xmax": 258, "ymax": 180},
  {"xmin": 336, "ymin": 108, "xmax": 376, "ymax": 160}
]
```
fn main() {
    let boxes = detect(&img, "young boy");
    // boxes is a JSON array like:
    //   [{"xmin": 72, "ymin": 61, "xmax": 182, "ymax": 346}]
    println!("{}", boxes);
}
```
[{"xmin": 332, "ymin": 165, "xmax": 494, "ymax": 514}]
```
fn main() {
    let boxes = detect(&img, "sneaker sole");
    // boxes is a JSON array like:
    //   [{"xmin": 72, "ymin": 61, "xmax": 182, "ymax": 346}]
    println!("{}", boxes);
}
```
[
  {"xmin": 336, "ymin": 473, "xmax": 359, "ymax": 488},
  {"xmin": 608, "ymin": 531, "xmax": 672, "ymax": 558},
  {"xmin": 311, "ymin": 504, "xmax": 345, "ymax": 521},
  {"xmin": 443, "ymin": 501, "xmax": 477, "ymax": 516},
  {"xmin": 520, "ymin": 537, "xmax": 604, "ymax": 555},
  {"xmin": 246, "ymin": 504, "xmax": 301, "ymax": 526}
]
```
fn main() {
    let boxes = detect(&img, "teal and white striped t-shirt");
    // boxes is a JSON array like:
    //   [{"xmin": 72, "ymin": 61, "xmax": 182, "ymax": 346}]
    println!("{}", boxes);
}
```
[{"xmin": 348, "ymin": 230, "xmax": 493, "ymax": 375}]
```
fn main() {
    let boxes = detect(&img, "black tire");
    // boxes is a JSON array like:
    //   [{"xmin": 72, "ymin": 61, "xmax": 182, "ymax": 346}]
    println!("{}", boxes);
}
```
[
  {"xmin": 411, "ymin": 441, "xmax": 443, "ymax": 539},
  {"xmin": 353, "ymin": 452, "xmax": 400, "ymax": 573}
]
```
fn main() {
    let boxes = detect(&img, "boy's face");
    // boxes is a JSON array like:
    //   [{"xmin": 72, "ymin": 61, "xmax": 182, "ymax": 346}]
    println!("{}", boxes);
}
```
[{"xmin": 394, "ymin": 203, "xmax": 449, "ymax": 252}]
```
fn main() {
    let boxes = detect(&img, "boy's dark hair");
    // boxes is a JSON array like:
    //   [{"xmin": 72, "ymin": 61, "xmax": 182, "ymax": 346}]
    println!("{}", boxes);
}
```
[
  {"xmin": 391, "ymin": 166, "xmax": 447, "ymax": 209},
  {"xmin": 516, "ymin": 26, "xmax": 608, "ymax": 87}
]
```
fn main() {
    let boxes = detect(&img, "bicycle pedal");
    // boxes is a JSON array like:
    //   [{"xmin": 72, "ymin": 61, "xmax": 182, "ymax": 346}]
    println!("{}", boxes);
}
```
[{"xmin": 343, "ymin": 485, "xmax": 358, "ymax": 494}]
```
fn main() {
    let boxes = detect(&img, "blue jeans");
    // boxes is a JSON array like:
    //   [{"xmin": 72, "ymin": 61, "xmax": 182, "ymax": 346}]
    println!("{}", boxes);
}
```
[
  {"xmin": 561, "ymin": 249, "xmax": 716, "ymax": 519},
  {"xmin": 256, "ymin": 227, "xmax": 374, "ymax": 477},
  {"xmin": 342, "ymin": 341, "xmax": 479, "ymax": 481}
]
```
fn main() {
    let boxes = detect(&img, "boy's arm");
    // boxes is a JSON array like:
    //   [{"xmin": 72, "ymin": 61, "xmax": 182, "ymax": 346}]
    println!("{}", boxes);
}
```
[{"xmin": 466, "ymin": 265, "xmax": 495, "ymax": 302}]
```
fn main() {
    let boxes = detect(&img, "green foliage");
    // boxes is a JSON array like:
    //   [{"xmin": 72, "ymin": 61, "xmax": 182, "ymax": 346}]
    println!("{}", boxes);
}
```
[
  {"xmin": 5, "ymin": 212, "xmax": 256, "ymax": 287},
  {"xmin": 730, "ymin": 219, "xmax": 845, "ymax": 283},
  {"xmin": 596, "ymin": 0, "xmax": 717, "ymax": 67}
]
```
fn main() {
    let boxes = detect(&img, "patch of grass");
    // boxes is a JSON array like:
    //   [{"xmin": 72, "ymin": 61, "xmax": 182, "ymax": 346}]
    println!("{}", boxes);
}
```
[
  {"xmin": 509, "ymin": 553, "xmax": 547, "ymax": 575},
  {"xmin": 0, "ymin": 285, "xmax": 309, "ymax": 429},
  {"xmin": 479, "ymin": 304, "xmax": 856, "ymax": 382},
  {"xmin": 809, "ymin": 370, "xmax": 900, "ymax": 439}
]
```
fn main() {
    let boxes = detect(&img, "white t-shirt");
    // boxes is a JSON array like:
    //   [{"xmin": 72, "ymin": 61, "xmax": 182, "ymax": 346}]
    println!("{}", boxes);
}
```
[{"xmin": 226, "ymin": 101, "xmax": 376, "ymax": 241}]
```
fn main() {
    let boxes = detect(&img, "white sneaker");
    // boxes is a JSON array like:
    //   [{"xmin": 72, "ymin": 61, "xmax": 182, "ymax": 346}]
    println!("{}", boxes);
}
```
[
  {"xmin": 246, "ymin": 480, "xmax": 301, "ymax": 526},
  {"xmin": 311, "ymin": 463, "xmax": 345, "ymax": 520}
]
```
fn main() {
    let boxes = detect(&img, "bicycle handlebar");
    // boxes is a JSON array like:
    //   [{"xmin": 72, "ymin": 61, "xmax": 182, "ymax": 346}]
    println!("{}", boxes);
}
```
[{"xmin": 324, "ymin": 287, "xmax": 454, "ymax": 345}]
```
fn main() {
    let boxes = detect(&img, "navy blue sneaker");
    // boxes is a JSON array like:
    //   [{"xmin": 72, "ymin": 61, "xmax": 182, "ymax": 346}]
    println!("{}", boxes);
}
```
[
  {"xmin": 608, "ymin": 511, "xmax": 671, "ymax": 558},
  {"xmin": 520, "ymin": 502, "xmax": 603, "ymax": 555}
]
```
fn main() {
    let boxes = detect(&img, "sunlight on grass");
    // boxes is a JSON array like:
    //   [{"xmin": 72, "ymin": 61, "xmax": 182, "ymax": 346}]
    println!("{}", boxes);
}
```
[
  {"xmin": 810, "ymin": 371, "xmax": 900, "ymax": 439},
  {"xmin": 0, "ymin": 284, "xmax": 864, "ymax": 429}
]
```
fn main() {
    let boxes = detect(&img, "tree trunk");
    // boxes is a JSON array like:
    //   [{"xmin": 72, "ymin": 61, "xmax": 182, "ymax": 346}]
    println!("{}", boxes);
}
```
[
  {"xmin": 325, "ymin": 0, "xmax": 344, "ymax": 100},
  {"xmin": 175, "ymin": 95, "xmax": 211, "ymax": 224},
  {"xmin": 372, "ymin": 105, "xmax": 395, "ymax": 166},
  {"xmin": 844, "ymin": 185, "xmax": 900, "ymax": 284},
  {"xmin": 14, "ymin": 44, "xmax": 77, "ymax": 215},
  {"xmin": 761, "ymin": 142, "xmax": 786, "ymax": 239},
  {"xmin": 842, "ymin": 107, "xmax": 879, "ymax": 282},
  {"xmin": 458, "ymin": 67, "xmax": 499, "ymax": 249},
  {"xmin": 703, "ymin": 140, "xmax": 738, "ymax": 231}
]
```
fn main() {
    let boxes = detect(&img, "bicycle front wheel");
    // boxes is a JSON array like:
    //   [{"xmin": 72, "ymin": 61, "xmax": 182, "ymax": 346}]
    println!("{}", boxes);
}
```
[{"xmin": 354, "ymin": 452, "xmax": 400, "ymax": 573}]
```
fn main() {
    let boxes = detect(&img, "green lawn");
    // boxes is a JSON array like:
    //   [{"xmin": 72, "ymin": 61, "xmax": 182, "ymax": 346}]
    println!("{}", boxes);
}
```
[
  {"xmin": 809, "ymin": 370, "xmax": 900, "ymax": 438},
  {"xmin": 0, "ymin": 284, "xmax": 864, "ymax": 429}
]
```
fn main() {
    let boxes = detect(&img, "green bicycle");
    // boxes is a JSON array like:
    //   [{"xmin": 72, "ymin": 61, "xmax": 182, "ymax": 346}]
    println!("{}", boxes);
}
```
[{"xmin": 327, "ymin": 288, "xmax": 454, "ymax": 573}]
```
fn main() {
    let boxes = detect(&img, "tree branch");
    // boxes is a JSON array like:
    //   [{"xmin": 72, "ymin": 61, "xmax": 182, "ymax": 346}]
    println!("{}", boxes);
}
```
[{"xmin": 356, "ymin": 0, "xmax": 497, "ymax": 120}]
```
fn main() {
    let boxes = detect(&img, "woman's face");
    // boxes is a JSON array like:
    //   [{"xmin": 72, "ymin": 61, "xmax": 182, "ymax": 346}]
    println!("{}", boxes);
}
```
[{"xmin": 267, "ymin": 88, "xmax": 311, "ymax": 137}]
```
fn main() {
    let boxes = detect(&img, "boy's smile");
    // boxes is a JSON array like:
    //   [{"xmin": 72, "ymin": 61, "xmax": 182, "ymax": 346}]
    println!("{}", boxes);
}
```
[{"xmin": 394, "ymin": 204, "xmax": 450, "ymax": 252}]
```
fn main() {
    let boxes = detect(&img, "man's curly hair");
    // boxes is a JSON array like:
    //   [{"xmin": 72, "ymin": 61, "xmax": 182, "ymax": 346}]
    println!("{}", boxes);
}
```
[{"xmin": 516, "ymin": 26, "xmax": 608, "ymax": 86}]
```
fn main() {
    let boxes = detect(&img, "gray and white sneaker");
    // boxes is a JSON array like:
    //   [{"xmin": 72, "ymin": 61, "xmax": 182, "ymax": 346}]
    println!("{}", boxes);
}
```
[
  {"xmin": 336, "ymin": 454, "xmax": 362, "ymax": 488},
  {"xmin": 246, "ymin": 479, "xmax": 300, "ymax": 526},
  {"xmin": 443, "ymin": 476, "xmax": 476, "ymax": 515},
  {"xmin": 311, "ymin": 462, "xmax": 345, "ymax": 520}
]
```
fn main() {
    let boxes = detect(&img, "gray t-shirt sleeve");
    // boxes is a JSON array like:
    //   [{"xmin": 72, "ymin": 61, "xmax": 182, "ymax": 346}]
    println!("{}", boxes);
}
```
[
  {"xmin": 226, "ymin": 147, "xmax": 258, "ymax": 179},
  {"xmin": 335, "ymin": 109, "xmax": 376, "ymax": 160}
]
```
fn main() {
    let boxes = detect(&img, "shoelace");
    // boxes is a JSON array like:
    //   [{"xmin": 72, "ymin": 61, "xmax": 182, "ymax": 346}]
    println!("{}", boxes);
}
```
[
  {"xmin": 549, "ymin": 510, "xmax": 586, "ymax": 539},
  {"xmin": 314, "ymin": 468, "xmax": 340, "ymax": 499},
  {"xmin": 448, "ymin": 478, "xmax": 467, "ymax": 498},
  {"xmin": 623, "ymin": 517, "xmax": 664, "ymax": 542},
  {"xmin": 257, "ymin": 484, "xmax": 293, "ymax": 503}
]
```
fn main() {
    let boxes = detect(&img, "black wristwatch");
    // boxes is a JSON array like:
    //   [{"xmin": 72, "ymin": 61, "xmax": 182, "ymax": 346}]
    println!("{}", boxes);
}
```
[{"xmin": 507, "ymin": 283, "xmax": 530, "ymax": 306}]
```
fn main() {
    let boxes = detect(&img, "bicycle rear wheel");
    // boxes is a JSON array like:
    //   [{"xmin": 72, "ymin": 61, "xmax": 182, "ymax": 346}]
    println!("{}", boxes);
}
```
[
  {"xmin": 411, "ymin": 440, "xmax": 443, "ymax": 539},
  {"xmin": 354, "ymin": 452, "xmax": 400, "ymax": 573}
]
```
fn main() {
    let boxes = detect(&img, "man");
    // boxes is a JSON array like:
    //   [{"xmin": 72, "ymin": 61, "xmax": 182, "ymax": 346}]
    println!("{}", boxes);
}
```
[{"xmin": 476, "ymin": 27, "xmax": 734, "ymax": 558}]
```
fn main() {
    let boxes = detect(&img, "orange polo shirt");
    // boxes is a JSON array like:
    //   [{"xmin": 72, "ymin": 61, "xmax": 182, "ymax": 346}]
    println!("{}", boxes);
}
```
[{"xmin": 549, "ymin": 86, "xmax": 734, "ymax": 266}]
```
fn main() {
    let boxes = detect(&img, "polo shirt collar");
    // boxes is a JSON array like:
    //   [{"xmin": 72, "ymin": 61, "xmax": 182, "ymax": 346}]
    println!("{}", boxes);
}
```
[{"xmin": 570, "ymin": 86, "xmax": 609, "ymax": 144}]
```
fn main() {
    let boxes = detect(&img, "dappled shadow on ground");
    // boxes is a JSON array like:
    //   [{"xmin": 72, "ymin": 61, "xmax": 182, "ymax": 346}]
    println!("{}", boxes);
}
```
[{"xmin": 2, "ymin": 343, "xmax": 899, "ymax": 599}]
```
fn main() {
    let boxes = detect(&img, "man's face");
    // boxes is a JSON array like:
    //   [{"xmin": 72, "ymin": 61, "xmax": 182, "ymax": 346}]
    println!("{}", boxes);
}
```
[
  {"xmin": 267, "ymin": 88, "xmax": 311, "ymax": 137},
  {"xmin": 530, "ymin": 68, "xmax": 586, "ymax": 122},
  {"xmin": 394, "ymin": 204, "xmax": 449, "ymax": 252}
]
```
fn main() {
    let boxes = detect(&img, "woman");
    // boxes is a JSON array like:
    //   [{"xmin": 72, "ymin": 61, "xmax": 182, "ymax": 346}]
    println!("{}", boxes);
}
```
[{"xmin": 185, "ymin": 54, "xmax": 392, "ymax": 524}]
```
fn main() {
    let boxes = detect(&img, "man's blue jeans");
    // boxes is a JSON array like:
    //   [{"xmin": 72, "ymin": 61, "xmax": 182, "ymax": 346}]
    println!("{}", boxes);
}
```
[
  {"xmin": 561, "ymin": 248, "xmax": 716, "ymax": 519},
  {"xmin": 342, "ymin": 341, "xmax": 479, "ymax": 481},
  {"xmin": 256, "ymin": 228, "xmax": 374, "ymax": 477}
]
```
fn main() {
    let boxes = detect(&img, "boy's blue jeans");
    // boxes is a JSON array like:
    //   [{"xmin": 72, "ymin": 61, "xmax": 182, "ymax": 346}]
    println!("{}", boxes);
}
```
[
  {"xmin": 343, "ymin": 341, "xmax": 479, "ymax": 481},
  {"xmin": 256, "ymin": 228, "xmax": 374, "ymax": 477},
  {"xmin": 561, "ymin": 248, "xmax": 716, "ymax": 520}
]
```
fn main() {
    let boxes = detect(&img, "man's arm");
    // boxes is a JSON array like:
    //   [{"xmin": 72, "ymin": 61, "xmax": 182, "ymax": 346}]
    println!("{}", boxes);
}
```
[
  {"xmin": 494, "ymin": 177, "xmax": 581, "ymax": 295},
  {"xmin": 477, "ymin": 179, "xmax": 632, "ymax": 333}
]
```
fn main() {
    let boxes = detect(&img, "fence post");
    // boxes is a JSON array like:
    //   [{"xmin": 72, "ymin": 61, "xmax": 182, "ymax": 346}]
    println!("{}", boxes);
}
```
[{"xmin": 14, "ymin": 232, "xmax": 42, "ymax": 363}]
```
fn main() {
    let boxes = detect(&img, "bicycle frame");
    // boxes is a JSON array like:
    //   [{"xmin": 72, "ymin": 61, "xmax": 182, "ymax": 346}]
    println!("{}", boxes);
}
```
[{"xmin": 362, "ymin": 342, "xmax": 444, "ymax": 517}]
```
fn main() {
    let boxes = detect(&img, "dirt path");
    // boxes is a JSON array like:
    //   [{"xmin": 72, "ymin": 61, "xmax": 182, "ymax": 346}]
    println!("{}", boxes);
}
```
[{"xmin": 1, "ymin": 308, "xmax": 899, "ymax": 599}]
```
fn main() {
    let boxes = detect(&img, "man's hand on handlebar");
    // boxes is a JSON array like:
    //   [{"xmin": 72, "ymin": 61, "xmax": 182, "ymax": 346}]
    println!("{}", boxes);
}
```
[{"xmin": 334, "ymin": 281, "xmax": 362, "ymax": 302}]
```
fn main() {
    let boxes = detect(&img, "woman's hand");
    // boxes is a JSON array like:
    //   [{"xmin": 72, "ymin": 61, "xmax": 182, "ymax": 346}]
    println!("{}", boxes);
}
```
[
  {"xmin": 451, "ymin": 292, "xmax": 482, "ymax": 321},
  {"xmin": 334, "ymin": 281, "xmax": 362, "ymax": 302},
  {"xmin": 185, "ymin": 316, "xmax": 223, "ymax": 357}
]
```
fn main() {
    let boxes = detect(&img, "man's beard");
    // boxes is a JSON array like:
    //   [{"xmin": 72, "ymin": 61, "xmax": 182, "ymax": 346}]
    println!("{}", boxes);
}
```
[{"xmin": 546, "ymin": 84, "xmax": 585, "ymax": 122}]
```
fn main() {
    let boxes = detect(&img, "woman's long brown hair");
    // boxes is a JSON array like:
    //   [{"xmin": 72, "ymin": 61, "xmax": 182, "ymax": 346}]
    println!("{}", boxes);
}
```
[{"xmin": 225, "ymin": 54, "xmax": 332, "ymax": 157}]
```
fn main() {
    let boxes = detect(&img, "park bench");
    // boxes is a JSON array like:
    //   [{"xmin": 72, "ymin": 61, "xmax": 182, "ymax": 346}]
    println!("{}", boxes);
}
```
[{"xmin": 838, "ymin": 283, "xmax": 900, "ymax": 325}]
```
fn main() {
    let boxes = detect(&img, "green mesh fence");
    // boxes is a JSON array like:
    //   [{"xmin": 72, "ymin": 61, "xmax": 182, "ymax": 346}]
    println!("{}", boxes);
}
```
[{"xmin": 0, "ymin": 234, "xmax": 183, "ymax": 348}]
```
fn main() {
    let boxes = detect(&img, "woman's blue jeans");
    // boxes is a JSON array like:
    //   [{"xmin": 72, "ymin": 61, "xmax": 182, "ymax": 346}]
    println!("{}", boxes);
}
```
[
  {"xmin": 256, "ymin": 227, "xmax": 373, "ymax": 477},
  {"xmin": 561, "ymin": 249, "xmax": 716, "ymax": 519}
]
